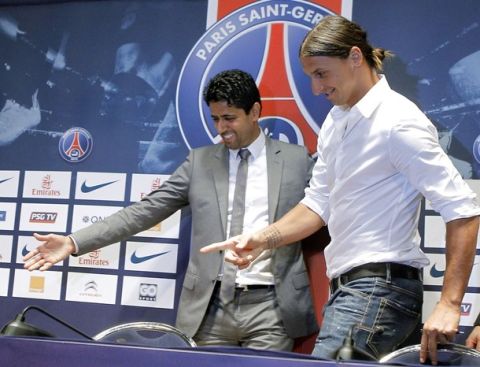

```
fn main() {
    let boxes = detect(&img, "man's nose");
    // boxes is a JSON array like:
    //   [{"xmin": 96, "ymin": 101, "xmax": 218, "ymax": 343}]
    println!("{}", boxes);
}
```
[
  {"xmin": 311, "ymin": 80, "xmax": 325, "ymax": 96},
  {"xmin": 215, "ymin": 119, "xmax": 228, "ymax": 132}
]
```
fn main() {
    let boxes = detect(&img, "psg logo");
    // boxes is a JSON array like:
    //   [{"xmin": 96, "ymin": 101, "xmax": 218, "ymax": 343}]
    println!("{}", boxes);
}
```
[
  {"xmin": 176, "ymin": 0, "xmax": 334, "ymax": 154},
  {"xmin": 58, "ymin": 127, "xmax": 93, "ymax": 163}
]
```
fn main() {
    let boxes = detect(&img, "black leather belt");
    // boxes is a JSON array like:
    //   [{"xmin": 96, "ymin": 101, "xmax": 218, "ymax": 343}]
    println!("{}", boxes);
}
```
[
  {"xmin": 234, "ymin": 284, "xmax": 275, "ymax": 291},
  {"xmin": 213, "ymin": 282, "xmax": 275, "ymax": 293},
  {"xmin": 330, "ymin": 262, "xmax": 422, "ymax": 293}
]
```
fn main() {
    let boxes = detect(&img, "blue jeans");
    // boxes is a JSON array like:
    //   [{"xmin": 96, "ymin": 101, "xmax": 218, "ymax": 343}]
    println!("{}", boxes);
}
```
[{"xmin": 312, "ymin": 276, "xmax": 423, "ymax": 360}]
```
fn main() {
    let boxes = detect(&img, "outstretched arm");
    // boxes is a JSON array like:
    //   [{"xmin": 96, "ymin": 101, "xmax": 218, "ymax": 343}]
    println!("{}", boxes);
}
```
[
  {"xmin": 420, "ymin": 216, "xmax": 479, "ymax": 365},
  {"xmin": 23, "ymin": 233, "xmax": 76, "ymax": 271}
]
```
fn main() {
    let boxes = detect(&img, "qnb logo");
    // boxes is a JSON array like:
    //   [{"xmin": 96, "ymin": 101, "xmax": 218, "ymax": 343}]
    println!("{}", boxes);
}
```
[
  {"xmin": 139, "ymin": 283, "xmax": 157, "ymax": 301},
  {"xmin": 461, "ymin": 303, "xmax": 472, "ymax": 316},
  {"xmin": 30, "ymin": 212, "xmax": 57, "ymax": 223},
  {"xmin": 82, "ymin": 215, "xmax": 106, "ymax": 224}
]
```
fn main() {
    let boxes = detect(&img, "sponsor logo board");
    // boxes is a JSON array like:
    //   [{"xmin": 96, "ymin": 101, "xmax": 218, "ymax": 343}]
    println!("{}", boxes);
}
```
[
  {"xmin": 65, "ymin": 272, "xmax": 117, "ymax": 304},
  {"xmin": 424, "ymin": 253, "xmax": 480, "ymax": 287},
  {"xmin": 16, "ymin": 235, "xmax": 64, "ymax": 266},
  {"xmin": 0, "ymin": 268, "xmax": 10, "ymax": 296},
  {"xmin": 19, "ymin": 203, "xmax": 68, "ymax": 232},
  {"xmin": 130, "ymin": 174, "xmax": 169, "ymax": 202},
  {"xmin": 75, "ymin": 172, "xmax": 126, "ymax": 201},
  {"xmin": 121, "ymin": 276, "xmax": 175, "ymax": 309},
  {"xmin": 125, "ymin": 242, "xmax": 178, "ymax": 273},
  {"xmin": 23, "ymin": 171, "xmax": 71, "ymax": 199},
  {"xmin": 0, "ymin": 202, "xmax": 16, "ymax": 230},
  {"xmin": 12, "ymin": 269, "xmax": 62, "ymax": 300},
  {"xmin": 69, "ymin": 244, "xmax": 120, "ymax": 269},
  {"xmin": 134, "ymin": 210, "xmax": 181, "ymax": 239},
  {"xmin": 71, "ymin": 205, "xmax": 124, "ymax": 232},
  {"xmin": 0, "ymin": 171, "xmax": 20, "ymax": 198},
  {"xmin": 0, "ymin": 235, "xmax": 13, "ymax": 263}
]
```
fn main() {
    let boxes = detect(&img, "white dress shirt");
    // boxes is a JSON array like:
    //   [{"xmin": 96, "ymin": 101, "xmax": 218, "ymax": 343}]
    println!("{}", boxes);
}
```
[
  {"xmin": 302, "ymin": 76, "xmax": 480, "ymax": 279},
  {"xmin": 227, "ymin": 131, "xmax": 274, "ymax": 285}
]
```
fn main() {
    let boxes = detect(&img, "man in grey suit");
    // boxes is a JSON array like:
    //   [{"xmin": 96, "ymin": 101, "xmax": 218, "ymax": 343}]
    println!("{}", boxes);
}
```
[{"xmin": 24, "ymin": 69, "xmax": 318, "ymax": 350}]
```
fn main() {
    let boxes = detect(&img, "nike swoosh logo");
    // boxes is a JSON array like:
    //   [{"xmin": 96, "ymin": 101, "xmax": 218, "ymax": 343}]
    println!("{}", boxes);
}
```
[
  {"xmin": 131, "ymin": 250, "xmax": 170, "ymax": 264},
  {"xmin": 81, "ymin": 180, "xmax": 118, "ymax": 193},
  {"xmin": 0, "ymin": 177, "xmax": 13, "ymax": 184},
  {"xmin": 430, "ymin": 263, "xmax": 445, "ymax": 278},
  {"xmin": 22, "ymin": 245, "xmax": 29, "ymax": 257}
]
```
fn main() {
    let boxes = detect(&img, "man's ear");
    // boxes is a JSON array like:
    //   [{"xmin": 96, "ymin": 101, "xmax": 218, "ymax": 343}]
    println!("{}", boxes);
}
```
[
  {"xmin": 251, "ymin": 101, "xmax": 261, "ymax": 119},
  {"xmin": 349, "ymin": 46, "xmax": 363, "ymax": 66}
]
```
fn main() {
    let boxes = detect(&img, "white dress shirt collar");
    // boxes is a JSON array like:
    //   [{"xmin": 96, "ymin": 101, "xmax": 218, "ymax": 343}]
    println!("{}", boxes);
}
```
[{"xmin": 229, "ymin": 128, "xmax": 265, "ymax": 160}]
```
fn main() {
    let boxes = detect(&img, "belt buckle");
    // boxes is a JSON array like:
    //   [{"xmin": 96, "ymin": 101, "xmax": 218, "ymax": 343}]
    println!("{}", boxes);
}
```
[{"xmin": 235, "ymin": 284, "xmax": 249, "ymax": 292}]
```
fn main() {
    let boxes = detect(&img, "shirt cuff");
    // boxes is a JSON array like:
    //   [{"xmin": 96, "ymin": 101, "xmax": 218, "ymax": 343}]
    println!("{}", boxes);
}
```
[{"xmin": 68, "ymin": 235, "xmax": 79, "ymax": 255}]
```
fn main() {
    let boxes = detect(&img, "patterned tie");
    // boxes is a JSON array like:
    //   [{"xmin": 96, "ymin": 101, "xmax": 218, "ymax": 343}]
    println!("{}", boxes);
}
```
[{"xmin": 220, "ymin": 148, "xmax": 251, "ymax": 304}]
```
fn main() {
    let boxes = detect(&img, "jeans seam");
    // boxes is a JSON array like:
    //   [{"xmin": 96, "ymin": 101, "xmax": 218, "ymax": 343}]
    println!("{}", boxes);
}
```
[
  {"xmin": 338, "ymin": 283, "xmax": 371, "ymax": 301},
  {"xmin": 365, "ymin": 296, "xmax": 387, "ymax": 357},
  {"xmin": 366, "ymin": 297, "xmax": 420, "ymax": 357},
  {"xmin": 374, "ymin": 278, "xmax": 422, "ymax": 318},
  {"xmin": 358, "ymin": 279, "xmax": 377, "ymax": 326},
  {"xmin": 374, "ymin": 279, "xmax": 422, "ymax": 299}
]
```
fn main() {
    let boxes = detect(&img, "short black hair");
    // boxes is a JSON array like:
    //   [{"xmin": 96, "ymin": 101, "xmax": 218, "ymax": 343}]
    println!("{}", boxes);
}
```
[{"xmin": 203, "ymin": 69, "xmax": 262, "ymax": 114}]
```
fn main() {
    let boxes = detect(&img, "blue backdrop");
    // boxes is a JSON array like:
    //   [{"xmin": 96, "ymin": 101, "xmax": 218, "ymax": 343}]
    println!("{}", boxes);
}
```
[{"xmin": 1, "ymin": 0, "xmax": 479, "ymax": 344}]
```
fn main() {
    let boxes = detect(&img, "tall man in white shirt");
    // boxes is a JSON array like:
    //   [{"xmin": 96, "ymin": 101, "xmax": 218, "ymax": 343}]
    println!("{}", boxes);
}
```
[
  {"xmin": 23, "ymin": 69, "xmax": 318, "ymax": 350},
  {"xmin": 201, "ymin": 16, "xmax": 480, "ymax": 364}
]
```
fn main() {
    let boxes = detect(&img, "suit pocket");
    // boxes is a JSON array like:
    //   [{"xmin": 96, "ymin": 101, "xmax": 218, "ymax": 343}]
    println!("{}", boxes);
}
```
[
  {"xmin": 183, "ymin": 272, "xmax": 198, "ymax": 291},
  {"xmin": 292, "ymin": 271, "xmax": 310, "ymax": 289}
]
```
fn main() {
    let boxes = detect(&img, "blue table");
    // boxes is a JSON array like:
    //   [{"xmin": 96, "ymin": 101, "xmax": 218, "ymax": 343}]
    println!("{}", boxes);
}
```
[{"xmin": 1, "ymin": 336, "xmax": 380, "ymax": 367}]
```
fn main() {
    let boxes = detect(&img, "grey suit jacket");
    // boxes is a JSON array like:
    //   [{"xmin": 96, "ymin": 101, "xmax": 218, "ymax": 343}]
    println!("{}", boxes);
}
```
[{"xmin": 73, "ymin": 137, "xmax": 318, "ymax": 338}]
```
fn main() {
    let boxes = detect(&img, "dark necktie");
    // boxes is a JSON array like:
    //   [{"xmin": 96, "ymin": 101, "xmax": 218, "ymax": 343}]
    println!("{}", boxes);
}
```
[{"xmin": 220, "ymin": 148, "xmax": 251, "ymax": 304}]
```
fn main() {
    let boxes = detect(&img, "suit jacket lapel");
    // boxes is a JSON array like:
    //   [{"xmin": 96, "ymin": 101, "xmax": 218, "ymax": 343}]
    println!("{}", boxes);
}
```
[
  {"xmin": 212, "ymin": 145, "xmax": 229, "ymax": 237},
  {"xmin": 212, "ymin": 139, "xmax": 283, "ymax": 232},
  {"xmin": 266, "ymin": 138, "xmax": 282, "ymax": 223}
]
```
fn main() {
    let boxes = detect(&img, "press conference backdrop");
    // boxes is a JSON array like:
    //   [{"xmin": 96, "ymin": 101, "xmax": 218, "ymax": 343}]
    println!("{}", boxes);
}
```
[{"xmin": 0, "ymin": 0, "xmax": 479, "ymax": 343}]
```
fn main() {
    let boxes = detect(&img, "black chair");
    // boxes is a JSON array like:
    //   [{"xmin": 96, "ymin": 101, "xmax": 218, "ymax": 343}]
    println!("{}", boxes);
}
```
[
  {"xmin": 93, "ymin": 321, "xmax": 197, "ymax": 348},
  {"xmin": 379, "ymin": 343, "xmax": 480, "ymax": 365}
]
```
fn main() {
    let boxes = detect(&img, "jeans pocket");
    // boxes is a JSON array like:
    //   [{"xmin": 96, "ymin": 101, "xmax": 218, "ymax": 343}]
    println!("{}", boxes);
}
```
[{"xmin": 354, "ymin": 291, "xmax": 422, "ymax": 358}]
